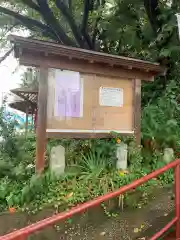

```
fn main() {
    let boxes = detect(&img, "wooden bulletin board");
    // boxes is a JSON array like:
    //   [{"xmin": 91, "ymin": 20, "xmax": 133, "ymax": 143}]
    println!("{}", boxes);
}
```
[
  {"xmin": 9, "ymin": 34, "xmax": 166, "ymax": 171},
  {"xmin": 46, "ymin": 69, "xmax": 134, "ymax": 138}
]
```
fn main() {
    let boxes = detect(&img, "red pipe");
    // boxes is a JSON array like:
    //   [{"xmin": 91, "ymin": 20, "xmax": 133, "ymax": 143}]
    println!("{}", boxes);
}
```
[
  {"xmin": 175, "ymin": 164, "xmax": 180, "ymax": 238},
  {"xmin": 1, "ymin": 159, "xmax": 180, "ymax": 240},
  {"xmin": 34, "ymin": 108, "xmax": 37, "ymax": 131},
  {"xmin": 150, "ymin": 217, "xmax": 178, "ymax": 240}
]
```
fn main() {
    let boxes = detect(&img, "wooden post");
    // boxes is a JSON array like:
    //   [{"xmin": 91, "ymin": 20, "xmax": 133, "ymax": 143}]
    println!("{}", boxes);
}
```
[
  {"xmin": 36, "ymin": 67, "xmax": 48, "ymax": 173},
  {"xmin": 133, "ymin": 79, "xmax": 141, "ymax": 146}
]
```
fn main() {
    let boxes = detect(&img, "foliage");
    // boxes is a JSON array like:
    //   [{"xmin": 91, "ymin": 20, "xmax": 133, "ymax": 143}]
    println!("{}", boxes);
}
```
[
  {"xmin": 74, "ymin": 148, "xmax": 113, "ymax": 181},
  {"xmin": 0, "ymin": 1, "xmax": 180, "ymax": 62},
  {"xmin": 142, "ymin": 81, "xmax": 180, "ymax": 150},
  {"xmin": 20, "ymin": 67, "xmax": 38, "ymax": 89},
  {"xmin": 0, "ymin": 101, "xmax": 36, "ymax": 181},
  {"xmin": 47, "ymin": 137, "xmax": 119, "ymax": 167},
  {"xmin": 0, "ymin": 102, "xmax": 17, "ymax": 158},
  {"xmin": 0, "ymin": 131, "xmax": 174, "ymax": 214}
]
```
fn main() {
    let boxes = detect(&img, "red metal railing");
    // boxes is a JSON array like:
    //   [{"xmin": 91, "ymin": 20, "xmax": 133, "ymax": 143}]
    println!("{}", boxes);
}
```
[{"xmin": 1, "ymin": 159, "xmax": 180, "ymax": 240}]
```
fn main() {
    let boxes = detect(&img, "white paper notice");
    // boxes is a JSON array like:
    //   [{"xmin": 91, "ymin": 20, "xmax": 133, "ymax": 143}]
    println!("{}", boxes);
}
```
[
  {"xmin": 99, "ymin": 87, "xmax": 123, "ymax": 107},
  {"xmin": 54, "ymin": 70, "xmax": 83, "ymax": 118}
]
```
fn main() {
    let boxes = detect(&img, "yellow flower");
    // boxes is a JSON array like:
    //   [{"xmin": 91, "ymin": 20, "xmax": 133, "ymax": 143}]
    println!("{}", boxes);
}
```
[
  {"xmin": 65, "ymin": 192, "xmax": 74, "ymax": 199},
  {"xmin": 133, "ymin": 228, "xmax": 139, "ymax": 233},
  {"xmin": 141, "ymin": 224, "xmax": 144, "ymax": 229},
  {"xmin": 116, "ymin": 138, "xmax": 121, "ymax": 144},
  {"xmin": 119, "ymin": 171, "xmax": 125, "ymax": 176},
  {"xmin": 119, "ymin": 170, "xmax": 129, "ymax": 176}
]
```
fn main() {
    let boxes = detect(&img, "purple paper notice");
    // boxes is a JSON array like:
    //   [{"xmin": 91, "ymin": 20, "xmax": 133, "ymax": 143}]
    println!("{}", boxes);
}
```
[{"xmin": 55, "ymin": 70, "xmax": 83, "ymax": 118}]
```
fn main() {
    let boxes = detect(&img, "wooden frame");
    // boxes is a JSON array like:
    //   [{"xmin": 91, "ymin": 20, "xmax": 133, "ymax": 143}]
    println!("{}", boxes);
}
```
[{"xmin": 9, "ymin": 35, "xmax": 166, "ymax": 172}]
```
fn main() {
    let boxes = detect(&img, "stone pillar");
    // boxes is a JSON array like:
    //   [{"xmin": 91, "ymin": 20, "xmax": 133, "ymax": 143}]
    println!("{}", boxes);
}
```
[
  {"xmin": 116, "ymin": 142, "xmax": 128, "ymax": 170},
  {"xmin": 50, "ymin": 145, "xmax": 65, "ymax": 177},
  {"xmin": 163, "ymin": 148, "xmax": 174, "ymax": 164}
]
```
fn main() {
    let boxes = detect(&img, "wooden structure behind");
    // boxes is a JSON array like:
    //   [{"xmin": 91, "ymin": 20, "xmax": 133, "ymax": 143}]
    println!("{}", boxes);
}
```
[
  {"xmin": 9, "ymin": 88, "xmax": 38, "ymax": 133},
  {"xmin": 9, "ymin": 35, "xmax": 166, "ymax": 172},
  {"xmin": 10, "ymin": 88, "xmax": 38, "ymax": 113}
]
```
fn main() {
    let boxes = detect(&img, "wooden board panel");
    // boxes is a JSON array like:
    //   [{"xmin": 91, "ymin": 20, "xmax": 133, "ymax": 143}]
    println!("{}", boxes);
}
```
[{"xmin": 46, "ymin": 70, "xmax": 133, "ymax": 137}]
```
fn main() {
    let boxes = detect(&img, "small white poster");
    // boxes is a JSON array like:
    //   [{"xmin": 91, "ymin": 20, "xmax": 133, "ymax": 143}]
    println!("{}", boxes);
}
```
[{"xmin": 99, "ymin": 87, "xmax": 123, "ymax": 107}]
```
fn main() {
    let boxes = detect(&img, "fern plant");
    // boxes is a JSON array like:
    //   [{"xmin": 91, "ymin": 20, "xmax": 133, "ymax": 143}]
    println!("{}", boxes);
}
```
[{"xmin": 75, "ymin": 149, "xmax": 110, "ymax": 181}]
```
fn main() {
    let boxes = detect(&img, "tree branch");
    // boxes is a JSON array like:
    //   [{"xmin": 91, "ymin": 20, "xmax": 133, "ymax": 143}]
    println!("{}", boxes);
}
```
[
  {"xmin": 0, "ymin": 6, "xmax": 58, "ymax": 41},
  {"xmin": 68, "ymin": 0, "xmax": 72, "ymax": 11},
  {"xmin": 92, "ymin": 16, "xmax": 100, "ymax": 49},
  {"xmin": 127, "ymin": 6, "xmax": 147, "ymax": 46},
  {"xmin": 0, "ymin": 47, "xmax": 13, "ymax": 64},
  {"xmin": 81, "ymin": 0, "xmax": 94, "ymax": 49},
  {"xmin": 0, "ymin": 34, "xmax": 36, "ymax": 64},
  {"xmin": 172, "ymin": 0, "xmax": 179, "ymax": 11},
  {"xmin": 36, "ymin": 0, "xmax": 76, "ymax": 46},
  {"xmin": 0, "ymin": 23, "xmax": 18, "ymax": 42},
  {"xmin": 82, "ymin": 0, "xmax": 90, "ymax": 33},
  {"xmin": 144, "ymin": 0, "xmax": 161, "ymax": 35},
  {"xmin": 91, "ymin": 0, "xmax": 106, "ymax": 49},
  {"xmin": 55, "ymin": 0, "xmax": 89, "ymax": 48},
  {"xmin": 20, "ymin": 0, "xmax": 40, "ymax": 12}
]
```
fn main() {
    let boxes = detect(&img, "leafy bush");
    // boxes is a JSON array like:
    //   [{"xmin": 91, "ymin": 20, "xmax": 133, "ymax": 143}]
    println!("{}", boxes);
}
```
[
  {"xmin": 142, "ymin": 81, "xmax": 180, "ymax": 151},
  {"xmin": 0, "ymin": 106, "xmax": 18, "ymax": 159},
  {"xmin": 75, "ymin": 149, "xmax": 109, "ymax": 181},
  {"xmin": 0, "ymin": 136, "xmax": 173, "ymax": 214}
]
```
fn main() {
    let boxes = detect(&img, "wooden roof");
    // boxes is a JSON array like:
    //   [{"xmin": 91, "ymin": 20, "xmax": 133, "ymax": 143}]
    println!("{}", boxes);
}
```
[
  {"xmin": 9, "ymin": 88, "xmax": 38, "ymax": 113},
  {"xmin": 9, "ymin": 35, "xmax": 166, "ymax": 77},
  {"xmin": 11, "ymin": 88, "xmax": 38, "ymax": 105}
]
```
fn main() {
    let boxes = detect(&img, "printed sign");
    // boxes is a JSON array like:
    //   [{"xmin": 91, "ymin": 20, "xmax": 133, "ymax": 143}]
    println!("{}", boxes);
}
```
[{"xmin": 99, "ymin": 87, "xmax": 123, "ymax": 107}]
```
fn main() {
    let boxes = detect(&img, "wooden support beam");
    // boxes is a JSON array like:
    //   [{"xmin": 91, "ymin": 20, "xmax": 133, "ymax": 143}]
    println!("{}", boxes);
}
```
[
  {"xmin": 36, "ymin": 68, "xmax": 48, "ymax": 173},
  {"xmin": 133, "ymin": 79, "xmax": 141, "ymax": 146}
]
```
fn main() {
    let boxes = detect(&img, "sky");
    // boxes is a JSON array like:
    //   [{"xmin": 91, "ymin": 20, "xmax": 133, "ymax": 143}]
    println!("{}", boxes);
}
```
[
  {"xmin": 0, "ymin": 50, "xmax": 27, "ymax": 118},
  {"xmin": 0, "ymin": 53, "xmax": 22, "ymax": 90},
  {"xmin": 0, "ymin": 53, "xmax": 25, "ymax": 106},
  {"xmin": 0, "ymin": 30, "xmax": 29, "ymax": 106}
]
